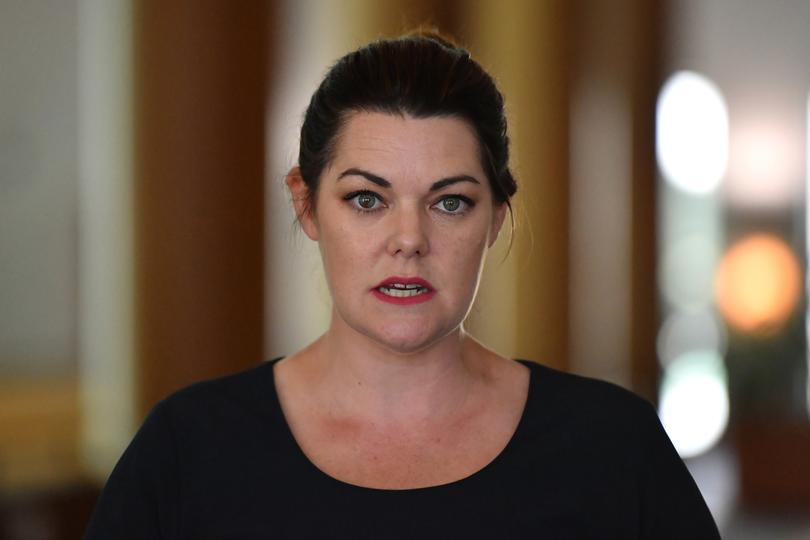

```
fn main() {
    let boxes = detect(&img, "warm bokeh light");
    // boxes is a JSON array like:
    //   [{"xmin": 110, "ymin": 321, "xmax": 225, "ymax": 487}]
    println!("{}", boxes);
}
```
[
  {"xmin": 725, "ymin": 119, "xmax": 803, "ymax": 209},
  {"xmin": 659, "ymin": 350, "xmax": 729, "ymax": 458},
  {"xmin": 715, "ymin": 234, "xmax": 801, "ymax": 335},
  {"xmin": 656, "ymin": 71, "xmax": 729, "ymax": 195}
]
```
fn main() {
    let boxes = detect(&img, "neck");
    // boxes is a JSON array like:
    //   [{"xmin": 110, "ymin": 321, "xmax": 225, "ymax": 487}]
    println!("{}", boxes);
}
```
[{"xmin": 304, "ymin": 313, "xmax": 491, "ymax": 426}]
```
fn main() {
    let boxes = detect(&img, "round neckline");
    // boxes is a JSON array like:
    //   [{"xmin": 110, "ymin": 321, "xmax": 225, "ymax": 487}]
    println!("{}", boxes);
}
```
[{"xmin": 266, "ymin": 357, "xmax": 538, "ymax": 493}]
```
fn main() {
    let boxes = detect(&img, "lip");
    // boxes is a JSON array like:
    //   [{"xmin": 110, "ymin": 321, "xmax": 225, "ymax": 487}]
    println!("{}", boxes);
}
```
[{"xmin": 371, "ymin": 276, "xmax": 436, "ymax": 306}]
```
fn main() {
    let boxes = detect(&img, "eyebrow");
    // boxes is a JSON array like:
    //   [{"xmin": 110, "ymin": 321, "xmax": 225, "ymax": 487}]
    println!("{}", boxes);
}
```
[{"xmin": 337, "ymin": 168, "xmax": 480, "ymax": 191}]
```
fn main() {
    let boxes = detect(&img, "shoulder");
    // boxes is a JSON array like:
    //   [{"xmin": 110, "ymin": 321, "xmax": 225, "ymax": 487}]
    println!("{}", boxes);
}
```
[
  {"xmin": 148, "ymin": 359, "xmax": 282, "ymax": 443},
  {"xmin": 517, "ymin": 359, "xmax": 661, "ymax": 449},
  {"xmin": 85, "ymin": 360, "xmax": 289, "ymax": 539},
  {"xmin": 521, "ymin": 359, "xmax": 655, "ymax": 419},
  {"xmin": 512, "ymin": 360, "xmax": 720, "ymax": 538},
  {"xmin": 160, "ymin": 359, "xmax": 278, "ymax": 411}
]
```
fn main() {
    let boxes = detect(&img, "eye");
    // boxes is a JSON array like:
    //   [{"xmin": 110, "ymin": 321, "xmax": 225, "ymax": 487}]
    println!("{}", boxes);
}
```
[
  {"xmin": 344, "ymin": 190, "xmax": 384, "ymax": 212},
  {"xmin": 433, "ymin": 195, "xmax": 474, "ymax": 215}
]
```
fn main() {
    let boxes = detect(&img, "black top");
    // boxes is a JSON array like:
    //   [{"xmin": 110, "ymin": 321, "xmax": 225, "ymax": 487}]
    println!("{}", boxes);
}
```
[{"xmin": 84, "ymin": 359, "xmax": 720, "ymax": 539}]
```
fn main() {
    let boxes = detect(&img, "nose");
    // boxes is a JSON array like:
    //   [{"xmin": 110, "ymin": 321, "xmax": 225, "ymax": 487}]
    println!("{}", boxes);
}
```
[{"xmin": 386, "ymin": 206, "xmax": 430, "ymax": 258}]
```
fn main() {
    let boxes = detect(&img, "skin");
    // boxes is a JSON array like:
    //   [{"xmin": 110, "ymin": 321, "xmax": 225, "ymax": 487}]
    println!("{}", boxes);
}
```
[{"xmin": 278, "ymin": 112, "xmax": 529, "ymax": 489}]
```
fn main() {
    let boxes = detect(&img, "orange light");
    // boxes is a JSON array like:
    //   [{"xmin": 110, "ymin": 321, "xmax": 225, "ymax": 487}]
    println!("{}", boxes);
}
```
[{"xmin": 715, "ymin": 234, "xmax": 801, "ymax": 335}]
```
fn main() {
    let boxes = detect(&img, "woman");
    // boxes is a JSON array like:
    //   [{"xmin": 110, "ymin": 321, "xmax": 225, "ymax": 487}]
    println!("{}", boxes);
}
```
[{"xmin": 85, "ymin": 33, "xmax": 720, "ymax": 539}]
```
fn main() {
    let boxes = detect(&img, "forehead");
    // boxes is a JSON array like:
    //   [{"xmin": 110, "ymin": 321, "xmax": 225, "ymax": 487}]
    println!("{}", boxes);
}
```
[{"xmin": 327, "ymin": 112, "xmax": 484, "ymax": 181}]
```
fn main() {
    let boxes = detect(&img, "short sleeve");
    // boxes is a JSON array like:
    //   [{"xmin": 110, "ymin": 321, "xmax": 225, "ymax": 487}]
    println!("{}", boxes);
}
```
[
  {"xmin": 637, "ymin": 402, "xmax": 721, "ymax": 539},
  {"xmin": 84, "ymin": 401, "xmax": 180, "ymax": 539}
]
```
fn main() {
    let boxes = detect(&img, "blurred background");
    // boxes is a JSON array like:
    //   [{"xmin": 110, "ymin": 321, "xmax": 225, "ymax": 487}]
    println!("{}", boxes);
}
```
[{"xmin": 1, "ymin": 0, "xmax": 809, "ymax": 538}]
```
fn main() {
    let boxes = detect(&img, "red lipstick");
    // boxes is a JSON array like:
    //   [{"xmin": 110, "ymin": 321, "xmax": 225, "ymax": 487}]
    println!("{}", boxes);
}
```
[{"xmin": 371, "ymin": 276, "xmax": 436, "ymax": 306}]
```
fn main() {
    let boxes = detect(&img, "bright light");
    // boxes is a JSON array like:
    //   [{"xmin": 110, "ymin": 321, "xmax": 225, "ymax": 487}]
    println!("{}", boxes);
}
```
[
  {"xmin": 656, "ymin": 71, "xmax": 729, "ymax": 195},
  {"xmin": 715, "ymin": 234, "xmax": 801, "ymax": 335},
  {"xmin": 725, "ymin": 119, "xmax": 803, "ymax": 209},
  {"xmin": 659, "ymin": 351, "xmax": 729, "ymax": 458}
]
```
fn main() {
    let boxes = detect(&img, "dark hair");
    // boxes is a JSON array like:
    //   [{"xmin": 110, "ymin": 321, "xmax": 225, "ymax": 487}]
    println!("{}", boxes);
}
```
[{"xmin": 297, "ymin": 31, "xmax": 517, "ymax": 216}]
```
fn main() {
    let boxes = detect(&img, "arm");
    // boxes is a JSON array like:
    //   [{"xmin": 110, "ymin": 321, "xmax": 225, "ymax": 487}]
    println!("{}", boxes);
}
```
[{"xmin": 637, "ymin": 403, "xmax": 721, "ymax": 539}]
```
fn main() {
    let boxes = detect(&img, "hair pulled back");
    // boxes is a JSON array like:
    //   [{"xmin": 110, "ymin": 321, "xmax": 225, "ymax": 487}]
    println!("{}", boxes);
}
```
[{"xmin": 298, "ymin": 31, "xmax": 517, "ymax": 212}]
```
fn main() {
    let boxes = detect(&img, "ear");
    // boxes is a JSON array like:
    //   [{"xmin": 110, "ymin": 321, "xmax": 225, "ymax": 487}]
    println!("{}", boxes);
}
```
[
  {"xmin": 488, "ymin": 202, "xmax": 508, "ymax": 248},
  {"xmin": 286, "ymin": 166, "xmax": 319, "ymax": 241}
]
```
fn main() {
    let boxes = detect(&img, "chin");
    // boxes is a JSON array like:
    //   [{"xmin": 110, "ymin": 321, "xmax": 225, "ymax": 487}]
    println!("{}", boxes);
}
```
[
  {"xmin": 369, "ymin": 321, "xmax": 454, "ymax": 356},
  {"xmin": 333, "ymin": 302, "xmax": 464, "ymax": 355}
]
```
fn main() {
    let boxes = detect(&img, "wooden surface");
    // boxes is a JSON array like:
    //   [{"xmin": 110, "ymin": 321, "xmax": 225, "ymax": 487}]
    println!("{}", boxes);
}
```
[
  {"xmin": 0, "ymin": 378, "xmax": 82, "ymax": 492},
  {"xmin": 134, "ymin": 0, "xmax": 271, "ymax": 415}
]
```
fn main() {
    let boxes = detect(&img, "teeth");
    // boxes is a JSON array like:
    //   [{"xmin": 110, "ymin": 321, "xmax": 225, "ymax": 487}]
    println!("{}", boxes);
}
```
[
  {"xmin": 378, "ymin": 286, "xmax": 428, "ymax": 297},
  {"xmin": 389, "ymin": 283, "xmax": 421, "ymax": 290}
]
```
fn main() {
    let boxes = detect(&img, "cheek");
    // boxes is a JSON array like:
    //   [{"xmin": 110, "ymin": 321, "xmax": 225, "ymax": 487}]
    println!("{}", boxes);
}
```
[
  {"xmin": 437, "ymin": 222, "xmax": 491, "ymax": 282},
  {"xmin": 318, "ymin": 225, "xmax": 376, "ymax": 287}
]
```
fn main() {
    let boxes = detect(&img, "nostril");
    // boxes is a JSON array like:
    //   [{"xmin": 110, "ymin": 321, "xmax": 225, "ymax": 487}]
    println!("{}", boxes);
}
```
[{"xmin": 387, "ymin": 230, "xmax": 429, "ymax": 257}]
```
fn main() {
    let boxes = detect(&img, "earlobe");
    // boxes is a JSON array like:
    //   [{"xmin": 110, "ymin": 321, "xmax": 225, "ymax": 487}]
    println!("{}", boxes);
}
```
[
  {"xmin": 488, "ymin": 203, "xmax": 508, "ymax": 248},
  {"xmin": 285, "ymin": 166, "xmax": 319, "ymax": 241}
]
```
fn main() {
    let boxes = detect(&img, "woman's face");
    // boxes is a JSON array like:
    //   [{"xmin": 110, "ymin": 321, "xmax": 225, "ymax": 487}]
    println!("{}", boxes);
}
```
[{"xmin": 293, "ymin": 112, "xmax": 506, "ymax": 354}]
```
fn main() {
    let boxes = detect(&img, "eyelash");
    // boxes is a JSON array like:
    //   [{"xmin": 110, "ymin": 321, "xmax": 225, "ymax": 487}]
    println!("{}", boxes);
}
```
[
  {"xmin": 434, "ymin": 194, "xmax": 475, "ymax": 215},
  {"xmin": 343, "ymin": 190, "xmax": 386, "ymax": 214},
  {"xmin": 342, "ymin": 190, "xmax": 476, "ymax": 216}
]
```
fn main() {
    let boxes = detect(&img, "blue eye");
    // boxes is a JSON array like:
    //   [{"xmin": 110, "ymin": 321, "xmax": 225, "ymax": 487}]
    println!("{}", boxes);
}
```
[
  {"xmin": 434, "ymin": 195, "xmax": 473, "ymax": 215},
  {"xmin": 344, "ymin": 190, "xmax": 383, "ymax": 212}
]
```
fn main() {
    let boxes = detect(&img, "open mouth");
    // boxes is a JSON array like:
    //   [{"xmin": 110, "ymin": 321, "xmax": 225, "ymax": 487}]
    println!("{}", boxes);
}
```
[
  {"xmin": 372, "ymin": 277, "xmax": 435, "ymax": 304},
  {"xmin": 377, "ymin": 283, "xmax": 431, "ymax": 298}
]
